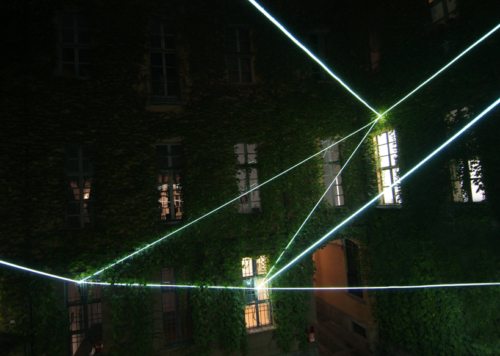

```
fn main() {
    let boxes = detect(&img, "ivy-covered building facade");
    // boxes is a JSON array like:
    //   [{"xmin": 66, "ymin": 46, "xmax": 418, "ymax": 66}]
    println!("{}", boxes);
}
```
[{"xmin": 1, "ymin": 0, "xmax": 499, "ymax": 356}]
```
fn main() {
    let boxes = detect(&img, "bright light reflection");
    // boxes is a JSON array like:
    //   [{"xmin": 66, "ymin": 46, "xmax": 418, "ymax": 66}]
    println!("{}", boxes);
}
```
[{"xmin": 261, "ymin": 97, "xmax": 500, "ymax": 288}]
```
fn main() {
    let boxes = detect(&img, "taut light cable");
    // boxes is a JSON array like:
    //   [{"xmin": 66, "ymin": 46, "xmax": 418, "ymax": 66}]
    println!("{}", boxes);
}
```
[{"xmin": 260, "ymin": 97, "xmax": 500, "ymax": 288}]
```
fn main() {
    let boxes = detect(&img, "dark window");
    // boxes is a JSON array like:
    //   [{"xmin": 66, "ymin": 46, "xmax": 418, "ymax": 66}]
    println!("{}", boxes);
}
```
[
  {"xmin": 345, "ymin": 239, "xmax": 363, "ymax": 299},
  {"xmin": 67, "ymin": 283, "xmax": 102, "ymax": 355},
  {"xmin": 227, "ymin": 27, "xmax": 253, "ymax": 83},
  {"xmin": 309, "ymin": 32, "xmax": 329, "ymax": 81},
  {"xmin": 430, "ymin": 0, "xmax": 458, "ymax": 24},
  {"xmin": 65, "ymin": 145, "xmax": 95, "ymax": 229},
  {"xmin": 236, "ymin": 143, "xmax": 260, "ymax": 213},
  {"xmin": 59, "ymin": 13, "xmax": 91, "ymax": 78},
  {"xmin": 242, "ymin": 257, "xmax": 272, "ymax": 330},
  {"xmin": 369, "ymin": 31, "xmax": 380, "ymax": 71},
  {"xmin": 157, "ymin": 144, "xmax": 184, "ymax": 221},
  {"xmin": 162, "ymin": 268, "xmax": 192, "ymax": 346},
  {"xmin": 321, "ymin": 139, "xmax": 345, "ymax": 206},
  {"xmin": 148, "ymin": 20, "xmax": 180, "ymax": 103},
  {"xmin": 352, "ymin": 321, "xmax": 367, "ymax": 338}
]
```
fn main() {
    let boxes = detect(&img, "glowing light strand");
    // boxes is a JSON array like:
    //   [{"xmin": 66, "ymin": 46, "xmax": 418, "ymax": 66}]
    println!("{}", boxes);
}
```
[
  {"xmin": 247, "ymin": 0, "xmax": 380, "ymax": 116},
  {"xmin": 2, "ymin": 258, "xmax": 500, "ymax": 292},
  {"xmin": 261, "ymin": 97, "xmax": 500, "ymax": 288},
  {"xmin": 83, "ymin": 121, "xmax": 375, "ymax": 281},
  {"xmin": 262, "ymin": 118, "xmax": 380, "ymax": 284}
]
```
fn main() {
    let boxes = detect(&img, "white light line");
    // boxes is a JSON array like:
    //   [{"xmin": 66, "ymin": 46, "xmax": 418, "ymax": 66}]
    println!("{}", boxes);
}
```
[
  {"xmin": 83, "ymin": 121, "xmax": 375, "ymax": 281},
  {"xmin": 2, "ymin": 258, "xmax": 499, "ymax": 292},
  {"xmin": 247, "ymin": 0, "xmax": 380, "ymax": 116},
  {"xmin": 261, "ymin": 97, "xmax": 500, "ymax": 287},
  {"xmin": 384, "ymin": 24, "xmax": 500, "ymax": 116},
  {"xmin": 261, "ymin": 118, "xmax": 380, "ymax": 285},
  {"xmin": 0, "ymin": 259, "xmax": 79, "ymax": 283}
]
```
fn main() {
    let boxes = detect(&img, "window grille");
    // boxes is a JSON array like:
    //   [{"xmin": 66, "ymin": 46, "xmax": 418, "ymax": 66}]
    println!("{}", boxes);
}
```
[
  {"xmin": 242, "ymin": 256, "xmax": 272, "ymax": 330},
  {"xmin": 59, "ymin": 13, "xmax": 91, "ymax": 78},
  {"xmin": 65, "ymin": 145, "xmax": 95, "ymax": 229},
  {"xmin": 375, "ymin": 131, "xmax": 400, "ymax": 204},
  {"xmin": 162, "ymin": 268, "xmax": 193, "ymax": 346},
  {"xmin": 321, "ymin": 139, "xmax": 345, "ymax": 206},
  {"xmin": 66, "ymin": 283, "xmax": 102, "ymax": 355},
  {"xmin": 156, "ymin": 144, "xmax": 184, "ymax": 221},
  {"xmin": 236, "ymin": 143, "xmax": 260, "ymax": 213},
  {"xmin": 227, "ymin": 27, "xmax": 253, "ymax": 83},
  {"xmin": 148, "ymin": 19, "xmax": 180, "ymax": 103}
]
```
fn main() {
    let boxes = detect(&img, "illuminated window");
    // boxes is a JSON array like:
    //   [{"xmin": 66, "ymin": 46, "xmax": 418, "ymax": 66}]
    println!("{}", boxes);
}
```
[
  {"xmin": 162, "ymin": 268, "xmax": 192, "ymax": 346},
  {"xmin": 65, "ymin": 145, "xmax": 95, "ymax": 229},
  {"xmin": 227, "ymin": 27, "xmax": 253, "ymax": 83},
  {"xmin": 148, "ymin": 20, "xmax": 180, "ymax": 103},
  {"xmin": 375, "ymin": 131, "xmax": 400, "ymax": 205},
  {"xmin": 242, "ymin": 256, "xmax": 272, "ymax": 330},
  {"xmin": 236, "ymin": 143, "xmax": 260, "ymax": 213},
  {"xmin": 451, "ymin": 159, "xmax": 485, "ymax": 203},
  {"xmin": 345, "ymin": 239, "xmax": 363, "ymax": 299},
  {"xmin": 157, "ymin": 144, "xmax": 184, "ymax": 222},
  {"xmin": 59, "ymin": 13, "xmax": 91, "ymax": 78},
  {"xmin": 321, "ymin": 139, "xmax": 344, "ymax": 206},
  {"xmin": 67, "ymin": 283, "xmax": 102, "ymax": 355}
]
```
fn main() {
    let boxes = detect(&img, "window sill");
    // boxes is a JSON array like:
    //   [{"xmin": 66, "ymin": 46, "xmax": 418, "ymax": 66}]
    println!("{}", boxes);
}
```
[
  {"xmin": 344, "ymin": 291, "xmax": 366, "ymax": 304},
  {"xmin": 376, "ymin": 204, "xmax": 401, "ymax": 209},
  {"xmin": 247, "ymin": 325, "xmax": 275, "ymax": 334}
]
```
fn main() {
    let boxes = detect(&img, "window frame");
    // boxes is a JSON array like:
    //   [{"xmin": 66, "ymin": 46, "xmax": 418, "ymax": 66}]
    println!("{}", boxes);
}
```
[
  {"xmin": 148, "ymin": 19, "xmax": 181, "ymax": 104},
  {"xmin": 375, "ymin": 130, "xmax": 400, "ymax": 205},
  {"xmin": 156, "ymin": 143, "xmax": 184, "ymax": 223},
  {"xmin": 161, "ymin": 267, "xmax": 193, "ymax": 347},
  {"xmin": 58, "ymin": 12, "xmax": 92, "ymax": 78},
  {"xmin": 242, "ymin": 256, "xmax": 273, "ymax": 330},
  {"xmin": 65, "ymin": 145, "xmax": 95, "ymax": 229},
  {"xmin": 344, "ymin": 239, "xmax": 363, "ymax": 299},
  {"xmin": 226, "ymin": 26, "xmax": 253, "ymax": 84},
  {"xmin": 66, "ymin": 282, "xmax": 103, "ymax": 356},
  {"xmin": 321, "ymin": 139, "xmax": 345, "ymax": 207},
  {"xmin": 236, "ymin": 143, "xmax": 261, "ymax": 214}
]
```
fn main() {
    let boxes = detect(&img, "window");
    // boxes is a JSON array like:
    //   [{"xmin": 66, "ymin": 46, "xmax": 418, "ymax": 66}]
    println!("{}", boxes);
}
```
[
  {"xmin": 309, "ymin": 32, "xmax": 330, "ymax": 81},
  {"xmin": 242, "ymin": 256, "xmax": 272, "ymax": 330},
  {"xmin": 369, "ymin": 31, "xmax": 380, "ymax": 71},
  {"xmin": 321, "ymin": 139, "xmax": 345, "ymax": 206},
  {"xmin": 67, "ymin": 283, "xmax": 102, "ymax": 355},
  {"xmin": 236, "ymin": 143, "xmax": 260, "ymax": 213},
  {"xmin": 430, "ymin": 0, "xmax": 457, "ymax": 24},
  {"xmin": 227, "ymin": 27, "xmax": 252, "ymax": 83},
  {"xmin": 65, "ymin": 145, "xmax": 95, "ymax": 229},
  {"xmin": 345, "ymin": 239, "xmax": 363, "ymax": 299},
  {"xmin": 162, "ymin": 268, "xmax": 192, "ymax": 346},
  {"xmin": 59, "ymin": 13, "xmax": 91, "ymax": 78},
  {"xmin": 451, "ymin": 159, "xmax": 485, "ymax": 203},
  {"xmin": 352, "ymin": 321, "xmax": 367, "ymax": 339},
  {"xmin": 157, "ymin": 144, "xmax": 184, "ymax": 221},
  {"xmin": 376, "ymin": 131, "xmax": 400, "ymax": 205},
  {"xmin": 148, "ymin": 20, "xmax": 180, "ymax": 103}
]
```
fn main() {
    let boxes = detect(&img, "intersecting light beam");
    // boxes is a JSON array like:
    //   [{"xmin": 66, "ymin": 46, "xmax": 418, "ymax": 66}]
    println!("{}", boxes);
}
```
[
  {"xmin": 261, "ymin": 96, "xmax": 500, "ymax": 288},
  {"xmin": 0, "ymin": 259, "xmax": 79, "ymax": 284},
  {"xmin": 262, "ymin": 118, "xmax": 380, "ymax": 284},
  {"xmin": 382, "ymin": 23, "xmax": 500, "ymax": 116},
  {"xmin": 247, "ymin": 0, "xmax": 380, "ymax": 116},
  {"xmin": 82, "ymin": 121, "xmax": 375, "ymax": 281}
]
